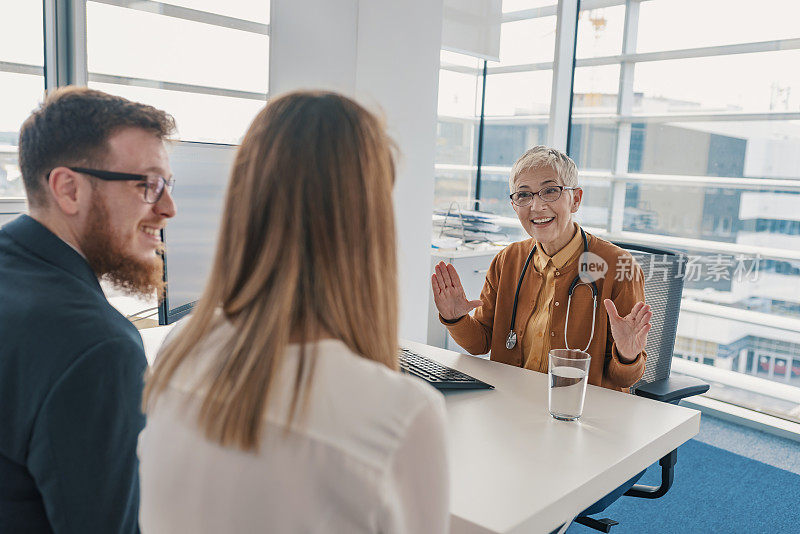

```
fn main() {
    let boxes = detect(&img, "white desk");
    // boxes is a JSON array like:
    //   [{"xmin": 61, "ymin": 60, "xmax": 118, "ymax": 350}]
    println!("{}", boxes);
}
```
[
  {"xmin": 139, "ymin": 327, "xmax": 700, "ymax": 534},
  {"xmin": 403, "ymin": 340, "xmax": 700, "ymax": 534},
  {"xmin": 139, "ymin": 324, "xmax": 174, "ymax": 366}
]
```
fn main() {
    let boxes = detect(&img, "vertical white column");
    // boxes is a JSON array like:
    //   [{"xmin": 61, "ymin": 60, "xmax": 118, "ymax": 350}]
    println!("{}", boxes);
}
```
[
  {"xmin": 547, "ymin": 0, "xmax": 579, "ymax": 151},
  {"xmin": 43, "ymin": 0, "xmax": 87, "ymax": 89},
  {"xmin": 737, "ymin": 348, "xmax": 748, "ymax": 373},
  {"xmin": 268, "ymin": 0, "xmax": 359, "ymax": 95},
  {"xmin": 608, "ymin": 0, "xmax": 640, "ymax": 235},
  {"xmin": 354, "ymin": 0, "xmax": 444, "ymax": 341},
  {"xmin": 269, "ymin": 0, "xmax": 444, "ymax": 342}
]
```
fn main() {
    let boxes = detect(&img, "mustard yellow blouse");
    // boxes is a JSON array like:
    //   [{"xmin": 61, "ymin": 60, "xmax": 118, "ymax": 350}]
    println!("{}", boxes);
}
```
[{"xmin": 521, "ymin": 224, "xmax": 583, "ymax": 373}]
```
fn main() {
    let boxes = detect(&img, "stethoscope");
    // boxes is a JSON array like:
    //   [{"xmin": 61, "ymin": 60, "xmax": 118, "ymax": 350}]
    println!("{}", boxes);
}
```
[{"xmin": 505, "ymin": 228, "xmax": 599, "ymax": 354}]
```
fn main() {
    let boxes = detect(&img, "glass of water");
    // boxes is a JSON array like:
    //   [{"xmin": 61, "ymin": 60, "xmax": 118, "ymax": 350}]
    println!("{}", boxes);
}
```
[{"xmin": 548, "ymin": 349, "xmax": 591, "ymax": 421}]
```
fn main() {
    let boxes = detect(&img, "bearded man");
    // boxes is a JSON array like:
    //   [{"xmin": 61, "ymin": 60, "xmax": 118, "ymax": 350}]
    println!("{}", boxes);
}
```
[{"xmin": 0, "ymin": 87, "xmax": 176, "ymax": 533}]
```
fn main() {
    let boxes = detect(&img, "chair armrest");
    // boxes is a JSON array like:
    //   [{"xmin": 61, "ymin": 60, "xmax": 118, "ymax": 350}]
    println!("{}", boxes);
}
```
[{"xmin": 633, "ymin": 376, "xmax": 709, "ymax": 404}]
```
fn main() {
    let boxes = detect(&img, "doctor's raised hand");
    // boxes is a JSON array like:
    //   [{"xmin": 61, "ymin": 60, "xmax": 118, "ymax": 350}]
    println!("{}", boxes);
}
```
[
  {"xmin": 431, "ymin": 261, "xmax": 483, "ymax": 321},
  {"xmin": 604, "ymin": 299, "xmax": 652, "ymax": 363}
]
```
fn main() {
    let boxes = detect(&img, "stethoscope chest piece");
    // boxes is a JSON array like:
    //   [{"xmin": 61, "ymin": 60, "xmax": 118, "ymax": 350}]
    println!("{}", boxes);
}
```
[{"xmin": 505, "ymin": 330, "xmax": 517, "ymax": 350}]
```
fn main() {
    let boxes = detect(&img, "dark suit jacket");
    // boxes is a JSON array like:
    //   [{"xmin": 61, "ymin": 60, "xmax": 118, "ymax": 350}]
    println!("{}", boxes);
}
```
[{"xmin": 0, "ymin": 215, "xmax": 146, "ymax": 533}]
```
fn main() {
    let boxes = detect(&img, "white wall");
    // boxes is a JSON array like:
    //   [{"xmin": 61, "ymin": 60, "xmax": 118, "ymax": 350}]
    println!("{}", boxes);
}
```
[
  {"xmin": 269, "ymin": 0, "xmax": 443, "ymax": 342},
  {"xmin": 268, "ymin": 0, "xmax": 359, "ymax": 95}
]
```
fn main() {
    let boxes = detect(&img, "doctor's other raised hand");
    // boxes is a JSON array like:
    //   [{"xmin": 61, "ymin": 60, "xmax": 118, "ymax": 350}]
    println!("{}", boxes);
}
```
[
  {"xmin": 603, "ymin": 299, "xmax": 652, "ymax": 363},
  {"xmin": 431, "ymin": 261, "xmax": 483, "ymax": 322}
]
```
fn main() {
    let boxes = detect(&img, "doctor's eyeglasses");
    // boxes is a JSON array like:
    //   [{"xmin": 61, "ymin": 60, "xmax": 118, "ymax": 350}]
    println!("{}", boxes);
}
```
[
  {"xmin": 67, "ymin": 167, "xmax": 174, "ymax": 204},
  {"xmin": 510, "ymin": 185, "xmax": 579, "ymax": 207}
]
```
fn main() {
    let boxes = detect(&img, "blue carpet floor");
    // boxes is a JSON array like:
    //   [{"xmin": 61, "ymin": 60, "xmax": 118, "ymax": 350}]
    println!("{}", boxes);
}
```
[
  {"xmin": 566, "ymin": 438, "xmax": 800, "ymax": 533},
  {"xmin": 694, "ymin": 416, "xmax": 800, "ymax": 475}
]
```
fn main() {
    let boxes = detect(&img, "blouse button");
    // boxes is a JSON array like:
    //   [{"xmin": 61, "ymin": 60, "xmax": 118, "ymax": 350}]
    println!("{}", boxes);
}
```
[
  {"xmin": 550, "ymin": 331, "xmax": 555, "ymax": 337},
  {"xmin": 554, "ymin": 301, "xmax": 560, "ymax": 307},
  {"xmin": 555, "ymin": 271, "xmax": 561, "ymax": 276}
]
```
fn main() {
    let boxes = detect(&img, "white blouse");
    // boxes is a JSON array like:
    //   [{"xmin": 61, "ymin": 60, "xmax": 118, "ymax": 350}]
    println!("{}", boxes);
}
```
[{"xmin": 138, "ymin": 323, "xmax": 449, "ymax": 534}]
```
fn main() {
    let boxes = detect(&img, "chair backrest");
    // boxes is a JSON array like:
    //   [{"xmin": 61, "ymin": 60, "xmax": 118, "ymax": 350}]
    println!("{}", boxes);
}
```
[{"xmin": 612, "ymin": 242, "xmax": 686, "ymax": 387}]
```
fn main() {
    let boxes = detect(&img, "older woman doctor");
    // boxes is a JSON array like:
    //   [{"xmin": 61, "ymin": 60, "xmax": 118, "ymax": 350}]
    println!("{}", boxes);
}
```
[{"xmin": 432, "ymin": 146, "xmax": 651, "ymax": 393}]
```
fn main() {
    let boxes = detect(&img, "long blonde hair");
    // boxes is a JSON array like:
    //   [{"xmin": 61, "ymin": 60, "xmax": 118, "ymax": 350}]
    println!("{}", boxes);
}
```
[{"xmin": 143, "ymin": 91, "xmax": 398, "ymax": 450}]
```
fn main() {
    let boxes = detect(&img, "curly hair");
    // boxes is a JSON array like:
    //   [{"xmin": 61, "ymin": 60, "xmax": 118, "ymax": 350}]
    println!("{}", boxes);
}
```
[{"xmin": 18, "ymin": 86, "xmax": 176, "ymax": 207}]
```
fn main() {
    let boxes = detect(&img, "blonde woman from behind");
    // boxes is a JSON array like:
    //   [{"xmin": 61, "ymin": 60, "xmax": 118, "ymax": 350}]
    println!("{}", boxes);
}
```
[{"xmin": 138, "ymin": 91, "xmax": 449, "ymax": 534}]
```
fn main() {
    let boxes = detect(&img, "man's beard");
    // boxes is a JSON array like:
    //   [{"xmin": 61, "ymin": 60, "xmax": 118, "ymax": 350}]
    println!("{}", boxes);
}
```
[{"xmin": 79, "ymin": 195, "xmax": 166, "ymax": 300}]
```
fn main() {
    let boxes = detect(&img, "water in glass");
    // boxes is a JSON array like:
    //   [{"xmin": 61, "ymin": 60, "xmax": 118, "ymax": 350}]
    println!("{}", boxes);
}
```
[{"xmin": 548, "ymin": 349, "xmax": 591, "ymax": 421}]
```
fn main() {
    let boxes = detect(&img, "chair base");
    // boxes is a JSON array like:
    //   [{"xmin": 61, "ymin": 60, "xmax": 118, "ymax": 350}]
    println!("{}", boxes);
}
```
[
  {"xmin": 574, "ymin": 449, "xmax": 679, "ymax": 531},
  {"xmin": 624, "ymin": 448, "xmax": 677, "ymax": 499},
  {"xmin": 574, "ymin": 516, "xmax": 619, "ymax": 532}
]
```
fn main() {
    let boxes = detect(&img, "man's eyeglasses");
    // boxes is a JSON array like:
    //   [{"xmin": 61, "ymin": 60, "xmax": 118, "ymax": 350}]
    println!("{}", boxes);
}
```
[
  {"xmin": 510, "ymin": 185, "xmax": 578, "ymax": 207},
  {"xmin": 68, "ymin": 167, "xmax": 174, "ymax": 204}
]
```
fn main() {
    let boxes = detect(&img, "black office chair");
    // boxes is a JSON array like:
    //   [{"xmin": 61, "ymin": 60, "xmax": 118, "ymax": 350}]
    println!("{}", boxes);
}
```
[{"xmin": 574, "ymin": 243, "xmax": 710, "ymax": 533}]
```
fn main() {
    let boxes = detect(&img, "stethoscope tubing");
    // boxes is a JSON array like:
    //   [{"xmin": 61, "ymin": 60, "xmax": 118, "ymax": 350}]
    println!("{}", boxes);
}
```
[{"xmin": 505, "ymin": 228, "xmax": 599, "ymax": 357}]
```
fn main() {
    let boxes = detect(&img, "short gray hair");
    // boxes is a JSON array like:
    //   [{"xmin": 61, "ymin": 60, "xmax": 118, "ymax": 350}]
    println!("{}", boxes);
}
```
[{"xmin": 509, "ymin": 145, "xmax": 578, "ymax": 191}]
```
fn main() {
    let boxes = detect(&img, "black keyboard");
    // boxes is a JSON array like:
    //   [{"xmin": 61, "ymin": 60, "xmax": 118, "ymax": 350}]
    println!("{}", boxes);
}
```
[{"xmin": 398, "ymin": 348, "xmax": 493, "ymax": 391}]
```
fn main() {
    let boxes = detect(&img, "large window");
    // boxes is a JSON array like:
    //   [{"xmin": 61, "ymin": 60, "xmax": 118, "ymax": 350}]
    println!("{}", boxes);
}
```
[
  {"xmin": 479, "ymin": 11, "xmax": 557, "ymax": 218},
  {"xmin": 86, "ymin": 0, "xmax": 269, "ymax": 144},
  {"xmin": 0, "ymin": 0, "xmax": 269, "ymax": 224},
  {"xmin": 591, "ymin": 0, "xmax": 800, "ymax": 422},
  {"xmin": 435, "ymin": 2, "xmax": 557, "ymax": 228},
  {"xmin": 0, "ymin": 2, "xmax": 45, "ymax": 208},
  {"xmin": 435, "ymin": 50, "xmax": 482, "ymax": 212},
  {"xmin": 434, "ymin": 0, "xmax": 800, "ymax": 424}
]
